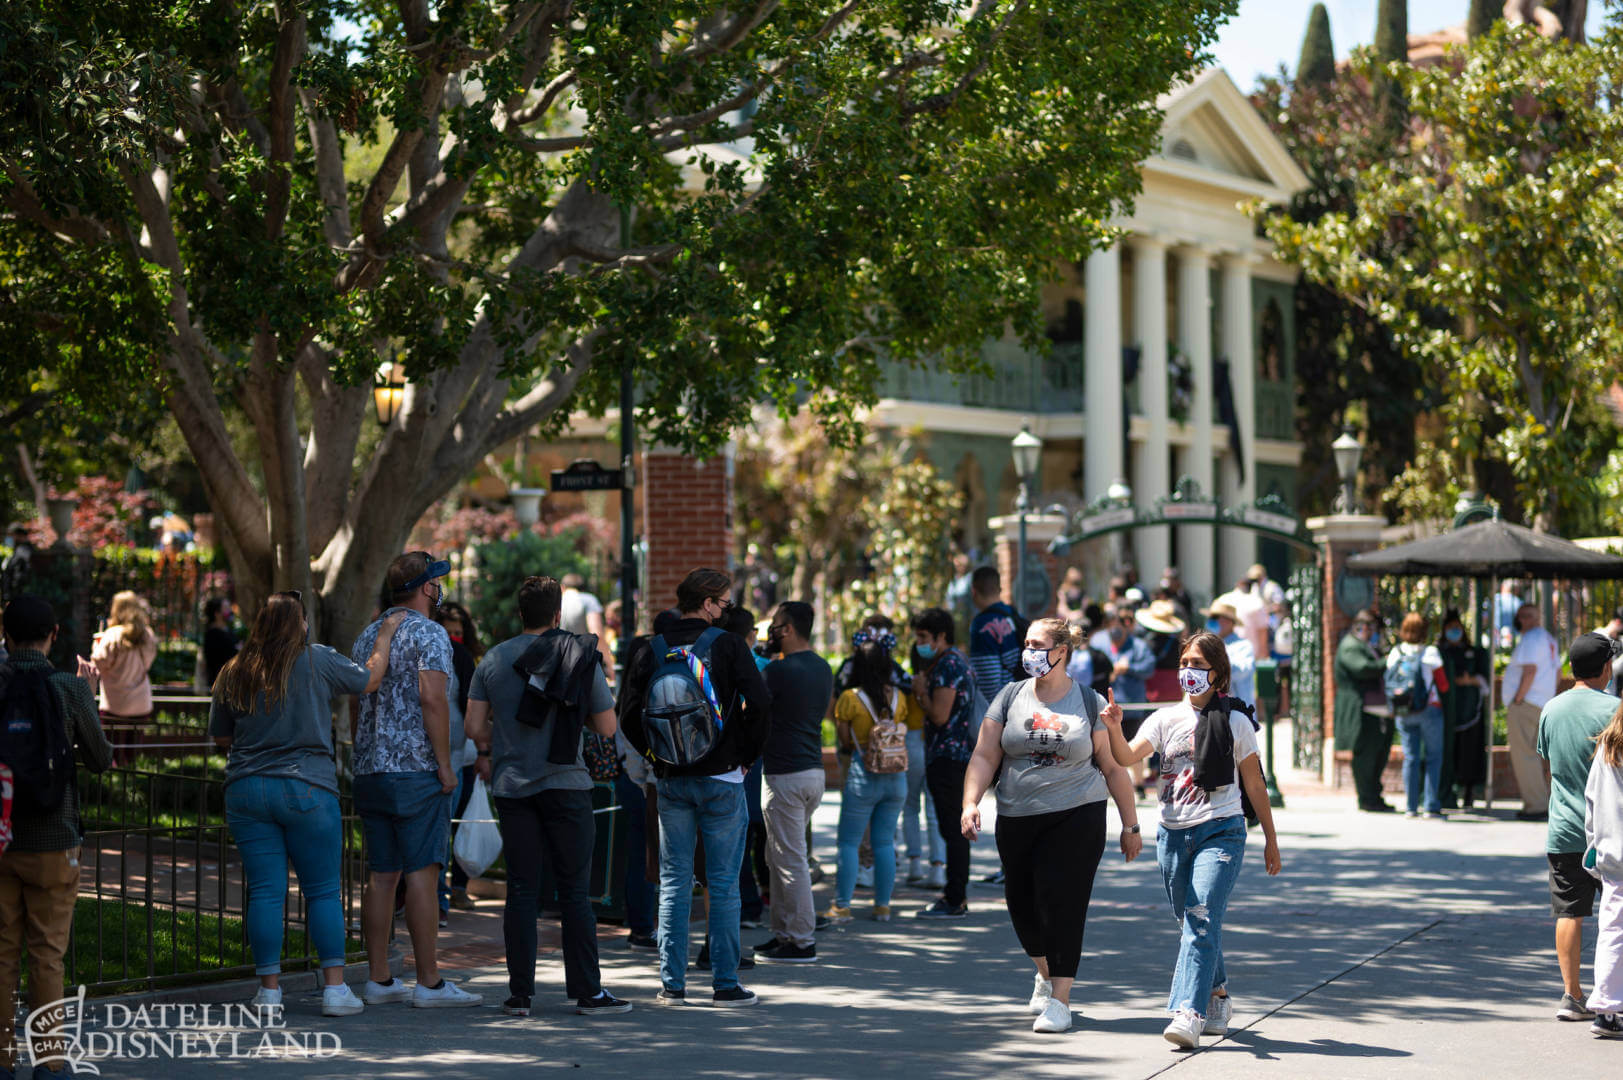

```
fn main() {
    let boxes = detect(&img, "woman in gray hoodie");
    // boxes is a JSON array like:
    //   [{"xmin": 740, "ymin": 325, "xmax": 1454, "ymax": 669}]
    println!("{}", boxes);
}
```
[{"xmin": 1586, "ymin": 703, "xmax": 1623, "ymax": 1038}]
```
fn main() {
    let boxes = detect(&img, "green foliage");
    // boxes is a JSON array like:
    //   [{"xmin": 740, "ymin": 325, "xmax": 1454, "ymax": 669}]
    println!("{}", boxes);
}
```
[
  {"xmin": 831, "ymin": 455, "xmax": 964, "ymax": 642},
  {"xmin": 1372, "ymin": 0, "xmax": 1409, "ymax": 131},
  {"xmin": 1467, "ymin": 0, "xmax": 1500, "ymax": 39},
  {"xmin": 1296, "ymin": 4, "xmax": 1336, "ymax": 88},
  {"xmin": 1263, "ymin": 25, "xmax": 1623, "ymax": 534},
  {"xmin": 467, "ymin": 529, "xmax": 590, "ymax": 643}
]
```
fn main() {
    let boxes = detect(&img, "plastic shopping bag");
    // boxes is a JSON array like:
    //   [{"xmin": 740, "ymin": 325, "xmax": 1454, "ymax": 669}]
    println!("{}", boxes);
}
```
[{"xmin": 452, "ymin": 776, "xmax": 502, "ymax": 879}]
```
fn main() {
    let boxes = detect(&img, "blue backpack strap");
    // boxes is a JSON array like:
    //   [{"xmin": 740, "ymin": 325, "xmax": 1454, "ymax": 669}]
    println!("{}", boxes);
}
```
[
  {"xmin": 691, "ymin": 626, "xmax": 725, "ymax": 658},
  {"xmin": 650, "ymin": 634, "xmax": 670, "ymax": 658}
]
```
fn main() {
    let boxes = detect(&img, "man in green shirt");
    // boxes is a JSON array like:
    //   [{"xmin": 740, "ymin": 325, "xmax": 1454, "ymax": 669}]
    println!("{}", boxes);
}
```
[
  {"xmin": 1536, "ymin": 632, "xmax": 1619, "ymax": 1023},
  {"xmin": 1335, "ymin": 611, "xmax": 1393, "ymax": 813}
]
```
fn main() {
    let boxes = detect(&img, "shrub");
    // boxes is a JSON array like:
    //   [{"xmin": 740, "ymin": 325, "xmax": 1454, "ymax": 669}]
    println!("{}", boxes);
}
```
[{"xmin": 467, "ymin": 529, "xmax": 590, "ymax": 642}]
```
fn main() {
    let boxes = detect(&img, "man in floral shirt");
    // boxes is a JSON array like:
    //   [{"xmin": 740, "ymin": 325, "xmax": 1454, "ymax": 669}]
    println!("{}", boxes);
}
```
[
  {"xmin": 910, "ymin": 607, "xmax": 976, "ymax": 918},
  {"xmin": 348, "ymin": 552, "xmax": 479, "ymax": 1009}
]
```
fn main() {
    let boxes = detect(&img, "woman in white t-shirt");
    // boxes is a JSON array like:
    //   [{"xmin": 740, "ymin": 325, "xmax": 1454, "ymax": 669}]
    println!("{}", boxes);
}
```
[
  {"xmin": 1384, "ymin": 612, "xmax": 1450, "ymax": 819},
  {"xmin": 1099, "ymin": 631, "xmax": 1282, "ymax": 1051}
]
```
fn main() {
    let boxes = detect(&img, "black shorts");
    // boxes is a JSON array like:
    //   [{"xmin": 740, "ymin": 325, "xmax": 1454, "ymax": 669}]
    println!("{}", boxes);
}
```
[{"xmin": 1549, "ymin": 851, "xmax": 1599, "ymax": 918}]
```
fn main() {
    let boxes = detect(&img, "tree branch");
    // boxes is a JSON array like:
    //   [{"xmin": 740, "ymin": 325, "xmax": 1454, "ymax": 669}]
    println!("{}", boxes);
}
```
[
  {"xmin": 508, "ymin": 70, "xmax": 577, "ymax": 126},
  {"xmin": 903, "ymin": 0, "xmax": 1027, "ymax": 117},
  {"xmin": 300, "ymin": 88, "xmax": 353, "ymax": 247},
  {"xmin": 265, "ymin": 5, "xmax": 308, "ymax": 243},
  {"xmin": 675, "ymin": 2, "xmax": 781, "ymax": 67},
  {"xmin": 297, "ymin": 343, "xmax": 369, "ymax": 554},
  {"xmin": 1, "ymin": 165, "xmax": 111, "ymax": 245}
]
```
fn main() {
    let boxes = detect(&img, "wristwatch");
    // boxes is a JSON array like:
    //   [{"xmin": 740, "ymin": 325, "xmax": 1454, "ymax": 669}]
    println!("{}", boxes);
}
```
[{"xmin": 1125, "ymin": 823, "xmax": 1141, "ymax": 835}]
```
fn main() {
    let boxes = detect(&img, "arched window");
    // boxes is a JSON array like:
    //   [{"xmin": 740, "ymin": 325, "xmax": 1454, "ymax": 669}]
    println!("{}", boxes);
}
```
[
  {"xmin": 1259, "ymin": 297, "xmax": 1285, "ymax": 382},
  {"xmin": 1168, "ymin": 137, "xmax": 1198, "ymax": 162}
]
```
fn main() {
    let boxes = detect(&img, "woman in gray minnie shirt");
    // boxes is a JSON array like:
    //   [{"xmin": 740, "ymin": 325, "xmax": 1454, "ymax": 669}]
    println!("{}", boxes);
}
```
[{"xmin": 961, "ymin": 617, "xmax": 1141, "ymax": 1035}]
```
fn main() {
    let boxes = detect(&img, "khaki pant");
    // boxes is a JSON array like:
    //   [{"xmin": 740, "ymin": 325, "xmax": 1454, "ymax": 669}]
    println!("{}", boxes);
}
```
[
  {"xmin": 1506, "ymin": 700, "xmax": 1550, "ymax": 813},
  {"xmin": 763, "ymin": 769, "xmax": 825, "ymax": 947},
  {"xmin": 0, "ymin": 847, "xmax": 80, "ymax": 1072}
]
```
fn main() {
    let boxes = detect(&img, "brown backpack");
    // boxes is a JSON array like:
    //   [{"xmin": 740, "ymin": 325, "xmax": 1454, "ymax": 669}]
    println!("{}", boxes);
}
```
[{"xmin": 857, "ymin": 688, "xmax": 909, "ymax": 774}]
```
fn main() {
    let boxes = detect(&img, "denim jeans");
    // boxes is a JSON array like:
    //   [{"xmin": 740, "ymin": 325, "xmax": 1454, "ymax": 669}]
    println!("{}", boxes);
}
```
[
  {"xmin": 903, "ymin": 729, "xmax": 944, "ymax": 863},
  {"xmin": 657, "ymin": 776, "xmax": 748, "ymax": 992},
  {"xmin": 837, "ymin": 756, "xmax": 907, "ymax": 908},
  {"xmin": 1398, "ymin": 706, "xmax": 1445, "ymax": 814},
  {"xmin": 224, "ymin": 775, "xmax": 346, "ymax": 975},
  {"xmin": 1156, "ymin": 814, "xmax": 1247, "ymax": 1017},
  {"xmin": 617, "ymin": 775, "xmax": 657, "ymax": 937}
]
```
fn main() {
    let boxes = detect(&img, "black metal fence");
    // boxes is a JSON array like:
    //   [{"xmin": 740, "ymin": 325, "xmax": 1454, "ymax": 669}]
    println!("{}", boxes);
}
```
[{"xmin": 69, "ymin": 708, "xmax": 365, "ymax": 996}]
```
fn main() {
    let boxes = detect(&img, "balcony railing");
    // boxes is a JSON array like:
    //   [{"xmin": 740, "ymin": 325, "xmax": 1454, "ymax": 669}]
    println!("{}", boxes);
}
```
[
  {"xmin": 1256, "ymin": 381, "xmax": 1294, "ymax": 441},
  {"xmin": 878, "ymin": 341, "xmax": 1085, "ymax": 414}
]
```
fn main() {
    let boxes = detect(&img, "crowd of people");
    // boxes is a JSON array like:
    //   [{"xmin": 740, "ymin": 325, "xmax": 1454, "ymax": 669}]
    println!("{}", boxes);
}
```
[{"xmin": 7, "ymin": 545, "xmax": 1623, "ymax": 1071}]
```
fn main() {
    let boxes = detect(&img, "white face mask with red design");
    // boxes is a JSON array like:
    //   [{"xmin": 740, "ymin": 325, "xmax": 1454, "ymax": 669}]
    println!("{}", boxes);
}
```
[{"xmin": 1178, "ymin": 666, "xmax": 1213, "ymax": 696}]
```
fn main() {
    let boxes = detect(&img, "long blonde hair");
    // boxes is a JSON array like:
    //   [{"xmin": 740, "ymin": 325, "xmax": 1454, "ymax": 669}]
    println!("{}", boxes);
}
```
[
  {"xmin": 105, "ymin": 591, "xmax": 153, "ymax": 653},
  {"xmin": 214, "ymin": 593, "xmax": 307, "ymax": 711},
  {"xmin": 1597, "ymin": 701, "xmax": 1623, "ymax": 770}
]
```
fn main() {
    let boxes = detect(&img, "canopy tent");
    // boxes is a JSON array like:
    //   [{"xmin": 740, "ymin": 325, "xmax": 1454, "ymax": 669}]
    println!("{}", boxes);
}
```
[
  {"xmin": 1346, "ymin": 519, "xmax": 1623, "ymax": 579},
  {"xmin": 1345, "ymin": 519, "xmax": 1623, "ymax": 809}
]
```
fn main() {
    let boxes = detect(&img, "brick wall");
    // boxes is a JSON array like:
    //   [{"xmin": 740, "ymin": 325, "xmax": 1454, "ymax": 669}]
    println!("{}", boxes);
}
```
[
  {"xmin": 1309, "ymin": 517, "xmax": 1385, "ymax": 762},
  {"xmin": 994, "ymin": 535, "xmax": 1065, "ymax": 619},
  {"xmin": 640, "ymin": 451, "xmax": 733, "ymax": 620}
]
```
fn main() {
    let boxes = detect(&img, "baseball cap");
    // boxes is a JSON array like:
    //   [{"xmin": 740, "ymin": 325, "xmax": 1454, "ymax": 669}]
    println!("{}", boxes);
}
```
[{"xmin": 1569, "ymin": 632, "xmax": 1619, "ymax": 680}]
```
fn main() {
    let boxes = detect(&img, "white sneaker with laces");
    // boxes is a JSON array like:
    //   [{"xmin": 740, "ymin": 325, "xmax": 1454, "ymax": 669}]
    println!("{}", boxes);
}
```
[
  {"xmin": 1027, "ymin": 973, "xmax": 1053, "ymax": 1016},
  {"xmin": 1033, "ymin": 998, "xmax": 1071, "ymax": 1034},
  {"xmin": 250, "ymin": 987, "xmax": 282, "ymax": 1009},
  {"xmin": 412, "ymin": 979, "xmax": 482, "ymax": 1008},
  {"xmin": 363, "ymin": 978, "xmax": 413, "ymax": 1005},
  {"xmin": 1203, "ymin": 992, "xmax": 1232, "ymax": 1035},
  {"xmin": 1163, "ymin": 1008, "xmax": 1203, "ymax": 1050},
  {"xmin": 322, "ymin": 983, "xmax": 365, "ymax": 1017}
]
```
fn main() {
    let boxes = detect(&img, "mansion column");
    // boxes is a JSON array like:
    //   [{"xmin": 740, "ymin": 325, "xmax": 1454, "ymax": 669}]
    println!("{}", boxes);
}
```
[
  {"xmin": 1084, "ymin": 244, "xmax": 1124, "ymax": 508},
  {"xmin": 1220, "ymin": 253, "xmax": 1258, "ymax": 587},
  {"xmin": 1175, "ymin": 245, "xmax": 1215, "ymax": 605},
  {"xmin": 1130, "ymin": 236, "xmax": 1170, "ymax": 580}
]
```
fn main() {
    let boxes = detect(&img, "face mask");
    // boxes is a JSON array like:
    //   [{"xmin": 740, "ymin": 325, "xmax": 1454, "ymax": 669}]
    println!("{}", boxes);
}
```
[
  {"xmin": 917, "ymin": 643, "xmax": 937, "ymax": 661},
  {"xmin": 449, "ymin": 632, "xmax": 464, "ymax": 644},
  {"xmin": 1178, "ymin": 666, "xmax": 1213, "ymax": 696},
  {"xmin": 1110, "ymin": 626, "xmax": 1126, "ymax": 643},
  {"xmin": 1205, "ymin": 618, "xmax": 1221, "ymax": 634},
  {"xmin": 1444, "ymin": 627, "xmax": 1463, "ymax": 643},
  {"xmin": 1022, "ymin": 647, "xmax": 1056, "ymax": 678}
]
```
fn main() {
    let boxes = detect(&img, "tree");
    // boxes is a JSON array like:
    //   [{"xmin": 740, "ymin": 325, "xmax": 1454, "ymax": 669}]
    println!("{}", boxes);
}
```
[
  {"xmin": 1296, "ymin": 4, "xmax": 1336, "ymax": 89},
  {"xmin": 1372, "ymin": 0, "xmax": 1408, "ymax": 130},
  {"xmin": 1262, "ymin": 24, "xmax": 1623, "ymax": 533},
  {"xmin": 0, "ymin": 0, "xmax": 1237, "ymax": 648},
  {"xmin": 1467, "ymin": 0, "xmax": 1500, "ymax": 39}
]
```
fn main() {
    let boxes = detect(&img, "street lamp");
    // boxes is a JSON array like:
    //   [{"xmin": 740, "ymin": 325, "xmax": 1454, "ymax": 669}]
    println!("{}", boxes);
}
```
[
  {"xmin": 1106, "ymin": 478, "xmax": 1133, "ymax": 506},
  {"xmin": 1331, "ymin": 426, "xmax": 1363, "ymax": 514},
  {"xmin": 1011, "ymin": 425, "xmax": 1043, "ymax": 614},
  {"xmin": 373, "ymin": 361, "xmax": 407, "ymax": 427}
]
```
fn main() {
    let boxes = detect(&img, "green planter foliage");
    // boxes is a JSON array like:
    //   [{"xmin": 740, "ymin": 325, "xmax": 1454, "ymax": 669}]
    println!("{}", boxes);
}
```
[{"xmin": 467, "ymin": 530, "xmax": 591, "ymax": 643}]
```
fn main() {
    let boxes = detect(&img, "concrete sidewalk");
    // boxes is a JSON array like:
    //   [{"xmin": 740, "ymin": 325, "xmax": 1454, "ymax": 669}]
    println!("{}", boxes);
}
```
[{"xmin": 67, "ymin": 787, "xmax": 1621, "ymax": 1079}]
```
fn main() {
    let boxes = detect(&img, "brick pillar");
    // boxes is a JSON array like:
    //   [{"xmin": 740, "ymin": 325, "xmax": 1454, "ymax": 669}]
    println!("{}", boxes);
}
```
[
  {"xmin": 1307, "ymin": 514, "xmax": 1387, "ymax": 785},
  {"xmin": 640, "ymin": 449, "xmax": 734, "ymax": 617},
  {"xmin": 989, "ymin": 513, "xmax": 1068, "ymax": 618}
]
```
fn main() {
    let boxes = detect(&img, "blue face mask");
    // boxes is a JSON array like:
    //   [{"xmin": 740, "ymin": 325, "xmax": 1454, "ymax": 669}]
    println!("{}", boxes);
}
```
[
  {"xmin": 917, "ymin": 643, "xmax": 937, "ymax": 660},
  {"xmin": 1445, "ymin": 627, "xmax": 1464, "ymax": 643}
]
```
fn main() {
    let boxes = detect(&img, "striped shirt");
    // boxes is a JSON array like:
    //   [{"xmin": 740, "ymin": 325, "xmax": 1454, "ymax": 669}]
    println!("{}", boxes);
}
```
[{"xmin": 4, "ymin": 649, "xmax": 114, "ymax": 851}]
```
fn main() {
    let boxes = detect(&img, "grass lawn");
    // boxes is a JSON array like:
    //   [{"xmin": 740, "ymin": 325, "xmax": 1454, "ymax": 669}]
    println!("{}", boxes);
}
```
[{"xmin": 71, "ymin": 897, "xmax": 335, "ymax": 995}]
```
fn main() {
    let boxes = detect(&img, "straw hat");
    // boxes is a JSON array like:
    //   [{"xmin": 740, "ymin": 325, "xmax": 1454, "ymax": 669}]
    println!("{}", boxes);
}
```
[
  {"xmin": 1135, "ymin": 599, "xmax": 1186, "ymax": 636},
  {"xmin": 1201, "ymin": 601, "xmax": 1240, "ymax": 624}
]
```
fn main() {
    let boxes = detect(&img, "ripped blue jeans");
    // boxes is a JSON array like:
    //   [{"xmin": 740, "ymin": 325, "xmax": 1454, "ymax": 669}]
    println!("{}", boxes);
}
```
[{"xmin": 1156, "ymin": 814, "xmax": 1247, "ymax": 1017}]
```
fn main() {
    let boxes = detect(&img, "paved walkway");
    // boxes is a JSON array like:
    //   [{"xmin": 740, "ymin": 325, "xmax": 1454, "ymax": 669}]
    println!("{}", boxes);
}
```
[{"xmin": 70, "ymin": 772, "xmax": 1621, "ymax": 1080}]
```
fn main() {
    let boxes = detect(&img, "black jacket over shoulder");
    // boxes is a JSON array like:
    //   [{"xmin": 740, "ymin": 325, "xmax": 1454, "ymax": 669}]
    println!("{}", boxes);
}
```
[
  {"xmin": 512, "ymin": 628, "xmax": 603, "ymax": 766},
  {"xmin": 618, "ymin": 617, "xmax": 772, "ymax": 778}
]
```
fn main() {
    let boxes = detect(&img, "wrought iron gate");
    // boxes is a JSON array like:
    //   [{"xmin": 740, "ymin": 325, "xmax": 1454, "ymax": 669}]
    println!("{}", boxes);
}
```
[{"xmin": 1289, "ymin": 561, "xmax": 1324, "ymax": 774}]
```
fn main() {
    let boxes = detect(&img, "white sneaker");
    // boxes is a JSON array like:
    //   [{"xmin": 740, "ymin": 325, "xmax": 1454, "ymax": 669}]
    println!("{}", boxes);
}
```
[
  {"xmin": 856, "ymin": 864, "xmax": 875, "ymax": 889},
  {"xmin": 1203, "ymin": 992, "xmax": 1232, "ymax": 1035},
  {"xmin": 363, "ymin": 978, "xmax": 413, "ymax": 1004},
  {"xmin": 322, "ymin": 983, "xmax": 365, "ymax": 1017},
  {"xmin": 1027, "ymin": 973, "xmax": 1053, "ymax": 1016},
  {"xmin": 250, "ymin": 987, "xmax": 282, "ymax": 1009},
  {"xmin": 907, "ymin": 857, "xmax": 922, "ymax": 882},
  {"xmin": 926, "ymin": 864, "xmax": 947, "ymax": 889},
  {"xmin": 413, "ymin": 979, "xmax": 482, "ymax": 1008},
  {"xmin": 1163, "ymin": 1008, "xmax": 1203, "ymax": 1050},
  {"xmin": 1033, "ymin": 998, "xmax": 1071, "ymax": 1034}
]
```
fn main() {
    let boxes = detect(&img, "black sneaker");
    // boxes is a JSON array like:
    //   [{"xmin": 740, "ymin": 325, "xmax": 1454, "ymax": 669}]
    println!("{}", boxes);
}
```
[
  {"xmin": 1592, "ymin": 1013, "xmax": 1623, "ymax": 1038},
  {"xmin": 978, "ymin": 870, "xmax": 1006, "ymax": 886},
  {"xmin": 754, "ymin": 941, "xmax": 816, "ymax": 964},
  {"xmin": 502, "ymin": 996, "xmax": 532, "ymax": 1017},
  {"xmin": 712, "ymin": 986, "xmax": 759, "ymax": 1008},
  {"xmin": 655, "ymin": 987, "xmax": 686, "ymax": 1006},
  {"xmin": 626, "ymin": 932, "xmax": 658, "ymax": 952},
  {"xmin": 576, "ymin": 990, "xmax": 633, "ymax": 1015},
  {"xmin": 814, "ymin": 914, "xmax": 832, "ymax": 931},
  {"xmin": 754, "ymin": 937, "xmax": 786, "ymax": 954},
  {"xmin": 916, "ymin": 899, "xmax": 968, "ymax": 919}
]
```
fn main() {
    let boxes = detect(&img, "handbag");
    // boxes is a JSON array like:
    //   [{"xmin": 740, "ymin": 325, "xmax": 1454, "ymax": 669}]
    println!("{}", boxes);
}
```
[{"xmin": 452, "ymin": 776, "xmax": 503, "ymax": 879}]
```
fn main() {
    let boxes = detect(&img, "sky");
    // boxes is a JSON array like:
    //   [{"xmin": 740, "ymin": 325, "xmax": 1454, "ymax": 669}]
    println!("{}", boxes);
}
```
[{"xmin": 1210, "ymin": 0, "xmax": 1611, "ymax": 92}]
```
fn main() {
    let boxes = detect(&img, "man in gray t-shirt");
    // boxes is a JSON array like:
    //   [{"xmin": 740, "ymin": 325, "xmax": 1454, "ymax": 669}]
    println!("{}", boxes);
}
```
[{"xmin": 464, "ymin": 575, "xmax": 628, "ymax": 1014}]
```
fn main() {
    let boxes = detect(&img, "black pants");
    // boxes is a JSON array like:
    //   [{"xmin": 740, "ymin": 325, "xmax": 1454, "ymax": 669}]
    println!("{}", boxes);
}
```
[
  {"xmin": 926, "ymin": 757, "xmax": 971, "ymax": 907},
  {"xmin": 496, "ymin": 788, "xmax": 599, "ymax": 1000},
  {"xmin": 995, "ymin": 800, "xmax": 1107, "ymax": 980},
  {"xmin": 1350, "ymin": 712, "xmax": 1395, "ymax": 809}
]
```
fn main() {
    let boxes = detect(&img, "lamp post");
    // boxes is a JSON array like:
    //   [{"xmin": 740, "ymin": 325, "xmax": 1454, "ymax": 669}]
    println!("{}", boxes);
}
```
[
  {"xmin": 1331, "ymin": 426, "xmax": 1363, "ymax": 514},
  {"xmin": 1011, "ymin": 426, "xmax": 1043, "ymax": 614},
  {"xmin": 373, "ymin": 361, "xmax": 406, "ymax": 427}
]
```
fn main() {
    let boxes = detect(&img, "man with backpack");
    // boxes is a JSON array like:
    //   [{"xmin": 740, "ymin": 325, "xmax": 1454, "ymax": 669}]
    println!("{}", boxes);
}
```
[
  {"xmin": 0, "ymin": 595, "xmax": 113, "ymax": 1077},
  {"xmin": 463, "ymin": 575, "xmax": 632, "ymax": 1018},
  {"xmin": 618, "ymin": 568, "xmax": 772, "ymax": 1007},
  {"xmin": 757, "ymin": 601, "xmax": 833, "ymax": 964}
]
